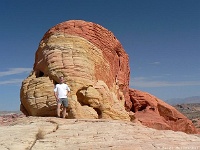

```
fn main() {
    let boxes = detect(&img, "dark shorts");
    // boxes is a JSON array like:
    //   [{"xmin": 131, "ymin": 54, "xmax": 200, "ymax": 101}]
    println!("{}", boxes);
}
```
[{"xmin": 58, "ymin": 98, "xmax": 68, "ymax": 107}]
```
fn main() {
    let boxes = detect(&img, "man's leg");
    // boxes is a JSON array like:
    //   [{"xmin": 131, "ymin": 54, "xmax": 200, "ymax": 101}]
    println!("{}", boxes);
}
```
[
  {"xmin": 62, "ymin": 107, "xmax": 67, "ymax": 118},
  {"xmin": 62, "ymin": 98, "xmax": 68, "ymax": 118},
  {"xmin": 57, "ymin": 103, "xmax": 61, "ymax": 117}
]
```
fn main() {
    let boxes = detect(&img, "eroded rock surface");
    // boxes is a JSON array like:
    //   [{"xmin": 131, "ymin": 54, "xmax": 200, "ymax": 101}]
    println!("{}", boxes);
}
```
[
  {"xmin": 20, "ymin": 20, "xmax": 130, "ymax": 121},
  {"xmin": 128, "ymin": 89, "xmax": 199, "ymax": 134},
  {"xmin": 0, "ymin": 117, "xmax": 200, "ymax": 150}
]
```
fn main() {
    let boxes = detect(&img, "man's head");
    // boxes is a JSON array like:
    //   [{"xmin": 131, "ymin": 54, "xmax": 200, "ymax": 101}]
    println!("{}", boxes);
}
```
[{"xmin": 59, "ymin": 76, "xmax": 64, "ymax": 84}]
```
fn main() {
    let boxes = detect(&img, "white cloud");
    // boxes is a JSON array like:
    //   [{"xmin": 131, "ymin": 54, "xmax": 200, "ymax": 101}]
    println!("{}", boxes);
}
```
[
  {"xmin": 150, "ymin": 61, "xmax": 160, "ymax": 65},
  {"xmin": 131, "ymin": 77, "xmax": 200, "ymax": 87},
  {"xmin": 0, "ymin": 68, "xmax": 32, "ymax": 77},
  {"xmin": 0, "ymin": 79, "xmax": 24, "ymax": 85}
]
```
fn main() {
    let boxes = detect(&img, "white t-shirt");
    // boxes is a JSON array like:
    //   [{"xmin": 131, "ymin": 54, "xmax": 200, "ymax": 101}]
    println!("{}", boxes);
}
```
[{"xmin": 54, "ymin": 83, "xmax": 70, "ymax": 98}]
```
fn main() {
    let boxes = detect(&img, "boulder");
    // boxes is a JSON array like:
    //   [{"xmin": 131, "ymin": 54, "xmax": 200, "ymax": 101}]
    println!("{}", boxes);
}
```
[
  {"xmin": 128, "ymin": 89, "xmax": 198, "ymax": 134},
  {"xmin": 20, "ymin": 20, "xmax": 130, "ymax": 121}
]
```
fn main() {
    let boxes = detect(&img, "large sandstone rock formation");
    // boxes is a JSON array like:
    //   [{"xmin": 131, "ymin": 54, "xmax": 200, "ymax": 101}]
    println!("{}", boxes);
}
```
[
  {"xmin": 20, "ymin": 20, "xmax": 130, "ymax": 121},
  {"xmin": 20, "ymin": 20, "xmax": 198, "ymax": 134}
]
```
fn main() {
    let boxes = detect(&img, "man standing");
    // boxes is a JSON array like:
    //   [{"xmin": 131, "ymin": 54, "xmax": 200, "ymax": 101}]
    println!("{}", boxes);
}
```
[{"xmin": 54, "ymin": 76, "xmax": 70, "ymax": 118}]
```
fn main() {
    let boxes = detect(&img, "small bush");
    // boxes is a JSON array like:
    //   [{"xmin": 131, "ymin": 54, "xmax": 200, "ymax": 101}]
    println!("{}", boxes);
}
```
[
  {"xmin": 192, "ymin": 120, "xmax": 197, "ymax": 123},
  {"xmin": 36, "ymin": 128, "xmax": 45, "ymax": 140}
]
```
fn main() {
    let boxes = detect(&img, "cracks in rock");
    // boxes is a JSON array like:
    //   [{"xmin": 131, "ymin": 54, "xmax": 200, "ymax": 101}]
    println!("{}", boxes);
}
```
[
  {"xmin": 61, "ymin": 50, "xmax": 65, "ymax": 70},
  {"xmin": 28, "ymin": 120, "xmax": 59, "ymax": 150},
  {"xmin": 152, "ymin": 143, "xmax": 157, "ymax": 149},
  {"xmin": 28, "ymin": 131, "xmax": 40, "ymax": 150},
  {"xmin": 47, "ymin": 120, "xmax": 59, "ymax": 132}
]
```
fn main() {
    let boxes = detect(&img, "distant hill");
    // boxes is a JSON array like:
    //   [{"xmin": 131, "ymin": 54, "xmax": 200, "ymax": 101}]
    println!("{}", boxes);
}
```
[
  {"xmin": 174, "ymin": 103, "xmax": 200, "ymax": 130},
  {"xmin": 0, "ymin": 111, "xmax": 21, "ymax": 116},
  {"xmin": 165, "ymin": 96, "xmax": 200, "ymax": 105}
]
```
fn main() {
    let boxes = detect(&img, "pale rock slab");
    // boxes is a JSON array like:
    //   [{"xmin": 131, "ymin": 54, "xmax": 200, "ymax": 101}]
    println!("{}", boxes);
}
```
[{"xmin": 0, "ymin": 117, "xmax": 200, "ymax": 150}]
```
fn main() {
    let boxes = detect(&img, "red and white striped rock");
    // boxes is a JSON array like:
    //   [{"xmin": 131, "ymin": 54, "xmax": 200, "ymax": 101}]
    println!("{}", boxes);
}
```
[{"xmin": 20, "ymin": 20, "xmax": 130, "ymax": 121}]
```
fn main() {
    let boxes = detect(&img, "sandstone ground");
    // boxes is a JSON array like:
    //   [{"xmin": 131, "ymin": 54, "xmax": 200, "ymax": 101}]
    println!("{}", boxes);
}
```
[{"xmin": 0, "ymin": 116, "xmax": 200, "ymax": 150}]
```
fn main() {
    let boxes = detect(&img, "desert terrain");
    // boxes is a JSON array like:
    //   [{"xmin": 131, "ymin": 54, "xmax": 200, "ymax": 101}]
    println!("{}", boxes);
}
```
[{"xmin": 0, "ymin": 111, "xmax": 200, "ymax": 150}]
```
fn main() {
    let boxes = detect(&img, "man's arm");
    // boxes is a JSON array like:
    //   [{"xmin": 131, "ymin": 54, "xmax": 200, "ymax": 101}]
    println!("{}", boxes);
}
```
[
  {"xmin": 54, "ymin": 85, "xmax": 59, "ymax": 101},
  {"xmin": 66, "ymin": 84, "xmax": 70, "ymax": 97},
  {"xmin": 54, "ymin": 92, "xmax": 59, "ymax": 101},
  {"xmin": 67, "ymin": 91, "xmax": 70, "ymax": 97}
]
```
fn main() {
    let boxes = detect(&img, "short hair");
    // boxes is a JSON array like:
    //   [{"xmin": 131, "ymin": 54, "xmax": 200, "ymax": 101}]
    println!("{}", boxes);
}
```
[{"xmin": 59, "ymin": 76, "xmax": 64, "ymax": 79}]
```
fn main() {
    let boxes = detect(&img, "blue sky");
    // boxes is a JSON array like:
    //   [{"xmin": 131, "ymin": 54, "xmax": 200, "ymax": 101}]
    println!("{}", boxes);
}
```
[{"xmin": 0, "ymin": 0, "xmax": 200, "ymax": 110}]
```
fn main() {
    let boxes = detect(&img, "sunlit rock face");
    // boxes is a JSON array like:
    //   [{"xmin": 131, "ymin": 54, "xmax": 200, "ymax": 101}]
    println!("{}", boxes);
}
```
[
  {"xmin": 20, "ymin": 20, "xmax": 130, "ymax": 121},
  {"xmin": 128, "ymin": 89, "xmax": 199, "ymax": 134}
]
